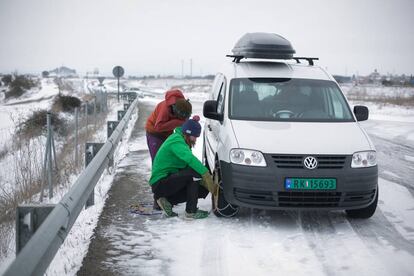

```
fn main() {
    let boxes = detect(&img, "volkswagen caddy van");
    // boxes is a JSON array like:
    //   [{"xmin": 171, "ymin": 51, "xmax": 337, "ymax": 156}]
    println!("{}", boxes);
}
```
[{"xmin": 203, "ymin": 33, "xmax": 378, "ymax": 218}]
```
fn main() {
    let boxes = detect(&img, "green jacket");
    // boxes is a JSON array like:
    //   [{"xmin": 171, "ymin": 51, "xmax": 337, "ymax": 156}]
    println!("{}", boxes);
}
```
[{"xmin": 149, "ymin": 127, "xmax": 208, "ymax": 185}]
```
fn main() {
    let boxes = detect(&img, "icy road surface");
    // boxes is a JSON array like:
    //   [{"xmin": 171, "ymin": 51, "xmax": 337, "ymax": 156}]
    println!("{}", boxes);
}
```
[{"xmin": 78, "ymin": 95, "xmax": 414, "ymax": 276}]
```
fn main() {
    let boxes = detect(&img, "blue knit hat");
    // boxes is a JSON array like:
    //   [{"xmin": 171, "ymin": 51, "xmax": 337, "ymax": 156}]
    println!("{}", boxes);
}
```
[{"xmin": 182, "ymin": 115, "xmax": 201, "ymax": 137}]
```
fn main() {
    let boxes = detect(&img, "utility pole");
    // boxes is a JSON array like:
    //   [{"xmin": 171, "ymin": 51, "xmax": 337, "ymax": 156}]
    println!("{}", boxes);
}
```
[
  {"xmin": 181, "ymin": 59, "xmax": 184, "ymax": 78},
  {"xmin": 190, "ymin": 58, "xmax": 193, "ymax": 78}
]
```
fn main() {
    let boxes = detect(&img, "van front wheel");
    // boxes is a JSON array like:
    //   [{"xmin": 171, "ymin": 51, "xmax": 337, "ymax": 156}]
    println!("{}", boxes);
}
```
[
  {"xmin": 212, "ymin": 163, "xmax": 239, "ymax": 218},
  {"xmin": 346, "ymin": 187, "xmax": 378, "ymax": 219}
]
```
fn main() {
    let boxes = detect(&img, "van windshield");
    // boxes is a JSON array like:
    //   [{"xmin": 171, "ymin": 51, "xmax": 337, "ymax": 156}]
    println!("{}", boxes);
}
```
[{"xmin": 229, "ymin": 78, "xmax": 354, "ymax": 122}]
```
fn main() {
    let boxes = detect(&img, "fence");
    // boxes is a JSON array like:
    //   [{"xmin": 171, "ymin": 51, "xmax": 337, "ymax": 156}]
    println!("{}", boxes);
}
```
[{"xmin": 2, "ymin": 93, "xmax": 138, "ymax": 276}]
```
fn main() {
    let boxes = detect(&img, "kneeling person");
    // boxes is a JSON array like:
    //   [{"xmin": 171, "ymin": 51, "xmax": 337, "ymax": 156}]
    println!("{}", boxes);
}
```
[{"xmin": 149, "ymin": 116, "xmax": 215, "ymax": 219}]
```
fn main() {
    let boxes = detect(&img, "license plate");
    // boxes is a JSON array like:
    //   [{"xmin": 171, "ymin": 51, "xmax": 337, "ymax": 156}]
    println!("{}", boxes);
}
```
[{"xmin": 285, "ymin": 178, "xmax": 337, "ymax": 190}]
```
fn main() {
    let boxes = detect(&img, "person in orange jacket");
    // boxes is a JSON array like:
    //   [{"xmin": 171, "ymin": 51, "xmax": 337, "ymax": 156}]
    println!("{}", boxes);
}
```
[{"xmin": 145, "ymin": 88, "xmax": 192, "ymax": 162}]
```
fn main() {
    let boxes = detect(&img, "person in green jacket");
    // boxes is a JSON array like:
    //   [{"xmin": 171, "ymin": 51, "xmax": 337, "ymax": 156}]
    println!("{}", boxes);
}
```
[{"xmin": 149, "ymin": 115, "xmax": 217, "ymax": 219}]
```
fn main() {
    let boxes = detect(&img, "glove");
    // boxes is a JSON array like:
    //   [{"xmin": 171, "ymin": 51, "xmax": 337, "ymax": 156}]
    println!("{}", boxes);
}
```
[{"xmin": 201, "ymin": 172, "xmax": 218, "ymax": 195}]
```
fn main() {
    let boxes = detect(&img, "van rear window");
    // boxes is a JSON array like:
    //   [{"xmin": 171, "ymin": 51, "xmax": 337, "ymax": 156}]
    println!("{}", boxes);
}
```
[{"xmin": 229, "ymin": 78, "xmax": 354, "ymax": 122}]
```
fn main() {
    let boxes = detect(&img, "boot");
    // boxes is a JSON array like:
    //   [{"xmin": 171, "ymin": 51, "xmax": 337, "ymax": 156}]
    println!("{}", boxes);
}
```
[
  {"xmin": 185, "ymin": 209, "xmax": 209, "ymax": 219},
  {"xmin": 156, "ymin": 197, "xmax": 178, "ymax": 217}
]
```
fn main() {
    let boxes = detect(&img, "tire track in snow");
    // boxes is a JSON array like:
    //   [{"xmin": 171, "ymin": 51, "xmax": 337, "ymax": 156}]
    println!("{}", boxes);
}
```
[
  {"xmin": 365, "ymin": 128, "xmax": 414, "ymax": 196},
  {"xmin": 347, "ymin": 207, "xmax": 414, "ymax": 254},
  {"xmin": 200, "ymin": 213, "xmax": 228, "ymax": 276},
  {"xmin": 344, "ymin": 208, "xmax": 414, "ymax": 274},
  {"xmin": 291, "ymin": 211, "xmax": 392, "ymax": 276}
]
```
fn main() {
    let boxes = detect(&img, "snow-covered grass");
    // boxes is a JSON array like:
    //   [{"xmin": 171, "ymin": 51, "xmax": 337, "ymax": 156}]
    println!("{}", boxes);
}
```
[
  {"xmin": 342, "ymin": 83, "xmax": 414, "ymax": 102},
  {"xmin": 0, "ymin": 95, "xmax": 135, "ymax": 273},
  {"xmin": 0, "ymin": 77, "xmax": 133, "ymax": 273}
]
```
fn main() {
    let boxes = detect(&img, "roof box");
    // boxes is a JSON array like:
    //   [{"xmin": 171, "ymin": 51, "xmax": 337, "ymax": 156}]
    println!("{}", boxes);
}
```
[{"xmin": 230, "ymin": 32, "xmax": 296, "ymax": 60}]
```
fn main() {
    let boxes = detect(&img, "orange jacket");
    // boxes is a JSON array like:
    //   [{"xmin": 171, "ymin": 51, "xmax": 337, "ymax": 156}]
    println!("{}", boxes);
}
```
[{"xmin": 145, "ymin": 89, "xmax": 186, "ymax": 139}]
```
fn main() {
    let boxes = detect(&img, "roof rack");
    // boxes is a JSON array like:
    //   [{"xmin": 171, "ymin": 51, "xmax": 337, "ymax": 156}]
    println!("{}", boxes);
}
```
[
  {"xmin": 227, "ymin": 33, "xmax": 318, "ymax": 65},
  {"xmin": 226, "ymin": 55, "xmax": 319, "ymax": 66},
  {"xmin": 293, "ymin": 57, "xmax": 319, "ymax": 66},
  {"xmin": 226, "ymin": 55, "xmax": 244, "ymax": 63}
]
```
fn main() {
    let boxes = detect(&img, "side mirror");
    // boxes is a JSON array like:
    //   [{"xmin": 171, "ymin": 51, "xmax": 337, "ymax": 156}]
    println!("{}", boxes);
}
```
[
  {"xmin": 203, "ymin": 100, "xmax": 223, "ymax": 121},
  {"xmin": 354, "ymin": 105, "xmax": 369, "ymax": 121}
]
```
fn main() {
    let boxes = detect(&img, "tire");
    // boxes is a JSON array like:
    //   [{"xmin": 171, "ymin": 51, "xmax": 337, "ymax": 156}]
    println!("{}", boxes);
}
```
[
  {"xmin": 346, "ymin": 187, "xmax": 379, "ymax": 219},
  {"xmin": 212, "ymin": 162, "xmax": 239, "ymax": 218}
]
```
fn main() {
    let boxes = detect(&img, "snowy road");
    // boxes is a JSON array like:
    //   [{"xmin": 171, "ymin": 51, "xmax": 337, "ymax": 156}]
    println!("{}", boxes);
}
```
[
  {"xmin": 78, "ymin": 95, "xmax": 414, "ymax": 276},
  {"xmin": 361, "ymin": 119, "xmax": 414, "ymax": 195}
]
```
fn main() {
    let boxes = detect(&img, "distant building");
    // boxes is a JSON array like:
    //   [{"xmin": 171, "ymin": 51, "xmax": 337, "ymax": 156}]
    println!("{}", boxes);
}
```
[
  {"xmin": 368, "ymin": 69, "xmax": 382, "ymax": 85},
  {"xmin": 48, "ymin": 66, "xmax": 77, "ymax": 78}
]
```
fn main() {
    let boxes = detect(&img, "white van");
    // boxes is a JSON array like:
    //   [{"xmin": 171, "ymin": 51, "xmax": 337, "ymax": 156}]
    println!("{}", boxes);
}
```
[{"xmin": 202, "ymin": 33, "xmax": 378, "ymax": 218}]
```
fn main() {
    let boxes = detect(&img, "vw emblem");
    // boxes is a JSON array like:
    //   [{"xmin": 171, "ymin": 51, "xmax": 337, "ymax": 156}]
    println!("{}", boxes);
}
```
[{"xmin": 303, "ymin": 156, "xmax": 318, "ymax": 169}]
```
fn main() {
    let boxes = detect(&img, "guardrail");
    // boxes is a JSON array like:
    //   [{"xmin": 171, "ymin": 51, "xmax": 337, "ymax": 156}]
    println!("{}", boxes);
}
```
[{"xmin": 3, "ymin": 95, "xmax": 139, "ymax": 276}]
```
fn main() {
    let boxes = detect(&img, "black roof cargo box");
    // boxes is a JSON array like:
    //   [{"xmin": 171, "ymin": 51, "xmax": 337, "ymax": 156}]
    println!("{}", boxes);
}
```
[{"xmin": 231, "ymin": 32, "xmax": 296, "ymax": 60}]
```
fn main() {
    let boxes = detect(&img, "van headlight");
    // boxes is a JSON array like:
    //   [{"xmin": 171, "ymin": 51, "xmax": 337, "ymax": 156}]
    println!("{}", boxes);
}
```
[
  {"xmin": 230, "ymin": 149, "xmax": 267, "ymax": 167},
  {"xmin": 351, "ymin": 151, "xmax": 377, "ymax": 168}
]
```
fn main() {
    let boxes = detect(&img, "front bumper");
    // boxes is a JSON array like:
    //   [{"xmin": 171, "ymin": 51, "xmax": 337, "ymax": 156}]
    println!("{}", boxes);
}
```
[{"xmin": 220, "ymin": 154, "xmax": 378, "ymax": 211}]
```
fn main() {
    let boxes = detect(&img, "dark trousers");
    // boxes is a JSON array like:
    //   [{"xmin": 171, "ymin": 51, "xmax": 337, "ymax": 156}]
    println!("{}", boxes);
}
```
[
  {"xmin": 146, "ymin": 132, "xmax": 166, "ymax": 163},
  {"xmin": 152, "ymin": 168, "xmax": 209, "ymax": 213}
]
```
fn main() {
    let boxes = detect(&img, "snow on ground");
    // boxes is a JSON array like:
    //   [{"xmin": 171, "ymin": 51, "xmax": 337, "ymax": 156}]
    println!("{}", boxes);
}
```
[
  {"xmin": 89, "ymin": 82, "xmax": 414, "ymax": 276},
  {"xmin": 0, "ymin": 79, "xmax": 60, "ymax": 193},
  {"xmin": 0, "ymin": 98, "xmax": 136, "ymax": 275},
  {"xmin": 0, "ymin": 78, "xmax": 58, "ymax": 130},
  {"xmin": 125, "ymin": 78, "xmax": 212, "ymax": 96},
  {"xmin": 379, "ymin": 178, "xmax": 414, "ymax": 241},
  {"xmin": 45, "ymin": 103, "xmax": 139, "ymax": 276},
  {"xmin": 351, "ymin": 102, "xmax": 414, "ymax": 144},
  {"xmin": 2, "ymin": 81, "xmax": 414, "ymax": 275},
  {"xmin": 0, "ymin": 78, "xmax": 134, "ymax": 274},
  {"xmin": 341, "ymin": 83, "xmax": 414, "ymax": 99},
  {"xmin": 110, "ymin": 82, "xmax": 414, "ymax": 276}
]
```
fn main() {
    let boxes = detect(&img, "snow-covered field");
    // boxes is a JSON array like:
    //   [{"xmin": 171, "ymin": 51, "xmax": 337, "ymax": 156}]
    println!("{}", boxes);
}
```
[{"xmin": 1, "ymin": 80, "xmax": 414, "ymax": 275}]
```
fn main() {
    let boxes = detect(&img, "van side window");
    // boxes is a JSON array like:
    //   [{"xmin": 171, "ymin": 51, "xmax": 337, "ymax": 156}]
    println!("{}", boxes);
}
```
[
  {"xmin": 216, "ymin": 79, "xmax": 226, "ymax": 114},
  {"xmin": 212, "ymin": 74, "xmax": 224, "ymax": 100}
]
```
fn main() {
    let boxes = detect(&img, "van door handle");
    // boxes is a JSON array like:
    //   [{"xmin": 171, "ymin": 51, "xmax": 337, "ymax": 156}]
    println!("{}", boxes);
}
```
[{"xmin": 207, "ymin": 124, "xmax": 212, "ymax": 131}]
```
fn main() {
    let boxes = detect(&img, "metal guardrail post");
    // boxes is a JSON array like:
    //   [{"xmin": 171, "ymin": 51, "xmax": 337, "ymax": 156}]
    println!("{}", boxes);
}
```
[
  {"xmin": 107, "ymin": 121, "xmax": 119, "ymax": 139},
  {"xmin": 4, "ymin": 95, "xmax": 139, "ymax": 276},
  {"xmin": 16, "ymin": 204, "xmax": 55, "ymax": 254},
  {"xmin": 85, "ymin": 143, "xmax": 104, "ymax": 208},
  {"xmin": 117, "ymin": 110, "xmax": 126, "ymax": 121}
]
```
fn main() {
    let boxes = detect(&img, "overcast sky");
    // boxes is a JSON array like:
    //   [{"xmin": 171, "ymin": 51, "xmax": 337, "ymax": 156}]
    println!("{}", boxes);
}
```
[{"xmin": 0, "ymin": 0, "xmax": 413, "ymax": 77}]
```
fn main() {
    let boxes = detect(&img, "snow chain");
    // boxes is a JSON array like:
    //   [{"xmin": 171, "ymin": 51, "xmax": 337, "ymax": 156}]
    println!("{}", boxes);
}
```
[{"xmin": 213, "ymin": 170, "xmax": 239, "ymax": 218}]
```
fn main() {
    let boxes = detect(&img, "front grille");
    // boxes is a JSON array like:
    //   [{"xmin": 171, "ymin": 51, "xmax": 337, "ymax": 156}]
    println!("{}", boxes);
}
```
[
  {"xmin": 278, "ymin": 191, "xmax": 341, "ymax": 207},
  {"xmin": 271, "ymin": 154, "xmax": 347, "ymax": 169}
]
